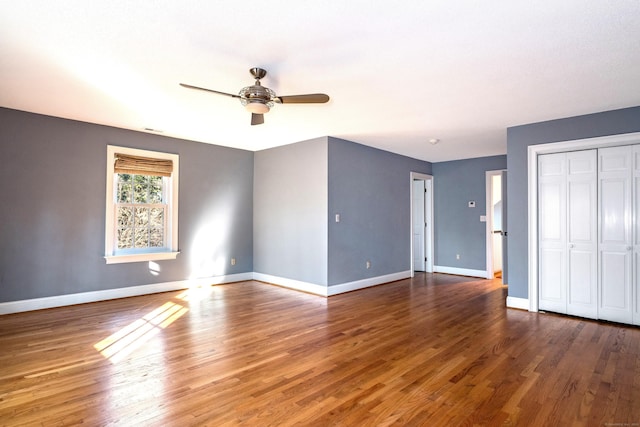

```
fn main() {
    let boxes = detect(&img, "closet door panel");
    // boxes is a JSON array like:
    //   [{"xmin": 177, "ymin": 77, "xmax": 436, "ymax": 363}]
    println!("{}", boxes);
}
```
[
  {"xmin": 635, "ymin": 251, "xmax": 640, "ymax": 325},
  {"xmin": 598, "ymin": 146, "xmax": 633, "ymax": 324},
  {"xmin": 538, "ymin": 153, "xmax": 567, "ymax": 313},
  {"xmin": 600, "ymin": 251, "xmax": 631, "ymax": 318},
  {"xmin": 568, "ymin": 250, "xmax": 595, "ymax": 304},
  {"xmin": 634, "ymin": 147, "xmax": 640, "ymax": 325},
  {"xmin": 540, "ymin": 181, "xmax": 565, "ymax": 241},
  {"xmin": 600, "ymin": 178, "xmax": 628, "ymax": 244},
  {"xmin": 566, "ymin": 150, "xmax": 597, "ymax": 318},
  {"xmin": 539, "ymin": 249, "xmax": 566, "ymax": 311}
]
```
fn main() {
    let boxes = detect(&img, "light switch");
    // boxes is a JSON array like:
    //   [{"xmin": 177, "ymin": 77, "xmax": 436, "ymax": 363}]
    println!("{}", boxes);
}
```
[{"xmin": 335, "ymin": 214, "xmax": 340, "ymax": 223}]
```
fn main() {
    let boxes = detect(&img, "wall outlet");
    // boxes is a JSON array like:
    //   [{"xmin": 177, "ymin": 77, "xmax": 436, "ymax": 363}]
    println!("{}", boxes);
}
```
[
  {"xmin": 231, "ymin": 258, "xmax": 236, "ymax": 266},
  {"xmin": 366, "ymin": 260, "xmax": 371, "ymax": 269},
  {"xmin": 456, "ymin": 254, "xmax": 460, "ymax": 260}
]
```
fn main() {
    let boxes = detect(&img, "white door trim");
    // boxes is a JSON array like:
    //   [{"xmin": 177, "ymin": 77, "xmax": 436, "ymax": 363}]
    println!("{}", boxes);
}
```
[
  {"xmin": 486, "ymin": 170, "xmax": 506, "ymax": 280},
  {"xmin": 410, "ymin": 172, "xmax": 434, "ymax": 276},
  {"xmin": 412, "ymin": 180, "xmax": 427, "ymax": 272},
  {"xmin": 527, "ymin": 131, "xmax": 640, "ymax": 312}
]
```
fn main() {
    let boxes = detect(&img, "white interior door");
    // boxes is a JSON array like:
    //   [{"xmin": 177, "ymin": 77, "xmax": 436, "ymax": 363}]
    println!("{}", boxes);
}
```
[
  {"xmin": 425, "ymin": 179, "xmax": 433, "ymax": 273},
  {"xmin": 566, "ymin": 150, "xmax": 597, "ymax": 319},
  {"xmin": 413, "ymin": 180, "xmax": 426, "ymax": 272},
  {"xmin": 538, "ymin": 153, "xmax": 568, "ymax": 313},
  {"xmin": 598, "ymin": 146, "xmax": 633, "ymax": 324},
  {"xmin": 538, "ymin": 151, "xmax": 597, "ymax": 318},
  {"xmin": 501, "ymin": 170, "xmax": 508, "ymax": 284},
  {"xmin": 634, "ymin": 146, "xmax": 640, "ymax": 326}
]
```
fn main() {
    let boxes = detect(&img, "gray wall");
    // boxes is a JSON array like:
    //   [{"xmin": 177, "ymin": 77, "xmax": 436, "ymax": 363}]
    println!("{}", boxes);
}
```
[
  {"xmin": 253, "ymin": 138, "xmax": 328, "ymax": 285},
  {"xmin": 15, "ymin": 103, "xmax": 636, "ymax": 305},
  {"xmin": 432, "ymin": 155, "xmax": 507, "ymax": 271},
  {"xmin": 506, "ymin": 106, "xmax": 640, "ymax": 299},
  {"xmin": 0, "ymin": 107, "xmax": 254, "ymax": 302},
  {"xmin": 327, "ymin": 137, "xmax": 432, "ymax": 285}
]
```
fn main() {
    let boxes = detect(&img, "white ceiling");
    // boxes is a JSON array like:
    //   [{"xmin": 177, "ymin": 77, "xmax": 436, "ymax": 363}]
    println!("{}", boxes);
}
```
[{"xmin": 1, "ymin": 1, "xmax": 639, "ymax": 162}]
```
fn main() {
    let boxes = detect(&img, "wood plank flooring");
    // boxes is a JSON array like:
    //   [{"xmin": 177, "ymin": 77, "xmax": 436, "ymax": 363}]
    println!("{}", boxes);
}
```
[{"xmin": 0, "ymin": 274, "xmax": 639, "ymax": 426}]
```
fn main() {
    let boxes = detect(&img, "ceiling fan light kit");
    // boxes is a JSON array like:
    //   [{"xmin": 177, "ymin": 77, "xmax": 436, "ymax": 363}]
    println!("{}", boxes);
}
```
[
  {"xmin": 244, "ymin": 101, "xmax": 270, "ymax": 114},
  {"xmin": 180, "ymin": 67, "xmax": 330, "ymax": 125}
]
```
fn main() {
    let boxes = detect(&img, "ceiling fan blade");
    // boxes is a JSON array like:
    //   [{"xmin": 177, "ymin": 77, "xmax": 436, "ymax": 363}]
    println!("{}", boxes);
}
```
[
  {"xmin": 251, "ymin": 113, "xmax": 264, "ymax": 126},
  {"xmin": 179, "ymin": 83, "xmax": 240, "ymax": 99},
  {"xmin": 276, "ymin": 94, "xmax": 330, "ymax": 104}
]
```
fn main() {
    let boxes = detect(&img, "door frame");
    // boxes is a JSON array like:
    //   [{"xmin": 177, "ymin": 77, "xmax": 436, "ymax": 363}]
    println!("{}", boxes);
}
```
[
  {"xmin": 410, "ymin": 172, "xmax": 434, "ymax": 276},
  {"xmin": 485, "ymin": 169, "xmax": 506, "ymax": 280},
  {"xmin": 527, "ymin": 131, "xmax": 640, "ymax": 312}
]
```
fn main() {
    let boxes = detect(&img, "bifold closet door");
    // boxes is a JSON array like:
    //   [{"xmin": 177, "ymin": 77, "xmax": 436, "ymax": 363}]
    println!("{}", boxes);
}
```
[
  {"xmin": 566, "ymin": 151, "xmax": 597, "ymax": 318},
  {"xmin": 539, "ymin": 146, "xmax": 640, "ymax": 325},
  {"xmin": 599, "ymin": 146, "xmax": 633, "ymax": 324},
  {"xmin": 538, "ymin": 150, "xmax": 597, "ymax": 318},
  {"xmin": 635, "ymin": 146, "xmax": 640, "ymax": 325},
  {"xmin": 539, "ymin": 152, "xmax": 567, "ymax": 313}
]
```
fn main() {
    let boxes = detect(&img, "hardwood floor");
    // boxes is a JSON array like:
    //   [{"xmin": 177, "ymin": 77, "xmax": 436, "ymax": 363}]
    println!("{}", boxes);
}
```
[{"xmin": 0, "ymin": 274, "xmax": 639, "ymax": 426}]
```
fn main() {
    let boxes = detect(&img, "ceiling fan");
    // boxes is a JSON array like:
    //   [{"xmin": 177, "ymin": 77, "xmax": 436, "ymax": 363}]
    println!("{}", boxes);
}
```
[{"xmin": 180, "ymin": 67, "xmax": 330, "ymax": 125}]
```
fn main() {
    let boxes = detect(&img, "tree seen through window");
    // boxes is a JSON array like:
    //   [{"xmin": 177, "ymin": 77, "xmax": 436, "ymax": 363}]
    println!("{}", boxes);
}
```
[{"xmin": 115, "ymin": 174, "xmax": 166, "ymax": 250}]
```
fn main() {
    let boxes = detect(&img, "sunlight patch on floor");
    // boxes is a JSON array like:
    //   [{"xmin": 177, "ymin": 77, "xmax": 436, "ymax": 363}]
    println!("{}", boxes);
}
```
[
  {"xmin": 175, "ymin": 285, "xmax": 216, "ymax": 302},
  {"xmin": 94, "ymin": 300, "xmax": 188, "ymax": 363}
]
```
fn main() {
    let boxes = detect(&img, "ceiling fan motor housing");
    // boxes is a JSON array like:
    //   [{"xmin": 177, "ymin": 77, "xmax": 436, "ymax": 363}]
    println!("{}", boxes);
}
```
[{"xmin": 239, "ymin": 84, "xmax": 275, "ymax": 113}]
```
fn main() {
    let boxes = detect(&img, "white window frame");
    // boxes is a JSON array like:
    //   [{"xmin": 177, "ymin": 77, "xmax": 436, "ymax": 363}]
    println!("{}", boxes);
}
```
[{"xmin": 104, "ymin": 145, "xmax": 180, "ymax": 264}]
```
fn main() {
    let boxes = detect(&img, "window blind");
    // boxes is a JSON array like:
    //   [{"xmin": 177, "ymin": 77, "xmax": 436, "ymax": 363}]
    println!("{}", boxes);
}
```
[{"xmin": 114, "ymin": 153, "xmax": 173, "ymax": 177}]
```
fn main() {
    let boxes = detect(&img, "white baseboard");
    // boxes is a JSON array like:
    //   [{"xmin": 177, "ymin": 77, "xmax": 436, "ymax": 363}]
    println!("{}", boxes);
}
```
[
  {"xmin": 0, "ymin": 270, "xmax": 427, "ymax": 315},
  {"xmin": 506, "ymin": 296, "xmax": 530, "ymax": 311},
  {"xmin": 327, "ymin": 271, "xmax": 412, "ymax": 296},
  {"xmin": 433, "ymin": 265, "xmax": 487, "ymax": 278},
  {"xmin": 253, "ymin": 271, "xmax": 413, "ymax": 297},
  {"xmin": 0, "ymin": 273, "xmax": 253, "ymax": 315},
  {"xmin": 252, "ymin": 273, "xmax": 329, "ymax": 296}
]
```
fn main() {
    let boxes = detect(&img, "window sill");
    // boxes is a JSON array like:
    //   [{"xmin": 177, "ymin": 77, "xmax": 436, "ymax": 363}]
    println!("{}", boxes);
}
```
[{"xmin": 104, "ymin": 251, "xmax": 180, "ymax": 264}]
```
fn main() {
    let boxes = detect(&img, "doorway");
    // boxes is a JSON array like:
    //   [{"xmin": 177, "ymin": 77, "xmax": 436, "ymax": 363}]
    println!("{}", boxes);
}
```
[
  {"xmin": 411, "ymin": 172, "xmax": 433, "ymax": 275},
  {"xmin": 486, "ymin": 170, "xmax": 507, "ymax": 283}
]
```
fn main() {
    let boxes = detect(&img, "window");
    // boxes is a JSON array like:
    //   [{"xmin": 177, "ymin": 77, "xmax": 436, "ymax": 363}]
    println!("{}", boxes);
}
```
[
  {"xmin": 105, "ymin": 146, "xmax": 179, "ymax": 264},
  {"xmin": 115, "ymin": 174, "xmax": 166, "ymax": 250}
]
